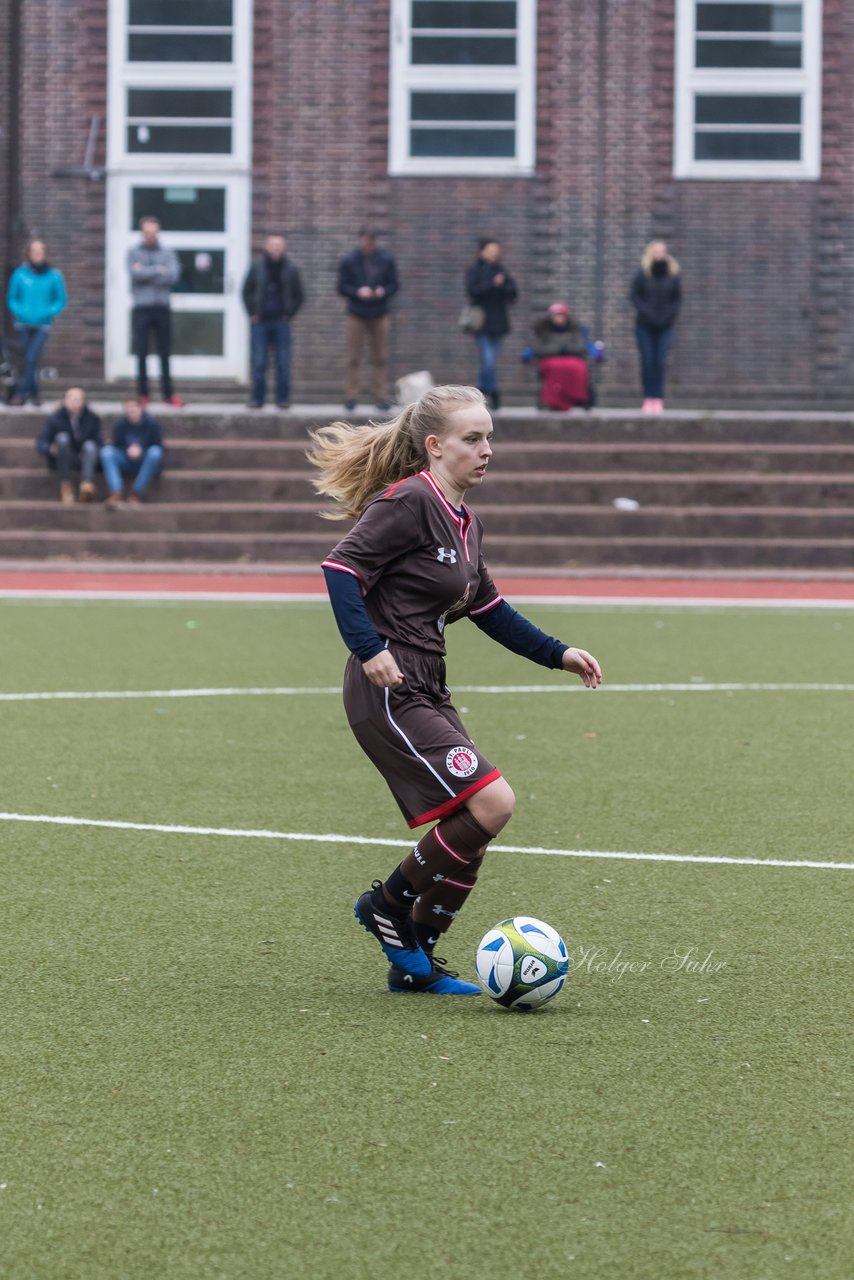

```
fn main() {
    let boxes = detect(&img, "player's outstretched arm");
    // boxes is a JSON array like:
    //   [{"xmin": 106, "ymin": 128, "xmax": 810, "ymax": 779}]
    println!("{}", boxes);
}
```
[{"xmin": 561, "ymin": 647, "xmax": 602, "ymax": 688}]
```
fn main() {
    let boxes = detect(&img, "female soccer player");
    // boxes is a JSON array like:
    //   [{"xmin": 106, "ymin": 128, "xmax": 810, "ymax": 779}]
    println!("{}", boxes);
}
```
[{"xmin": 310, "ymin": 384, "xmax": 602, "ymax": 997}]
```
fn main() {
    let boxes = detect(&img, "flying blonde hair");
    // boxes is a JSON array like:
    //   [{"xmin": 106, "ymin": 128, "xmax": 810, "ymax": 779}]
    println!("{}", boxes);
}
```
[{"xmin": 306, "ymin": 384, "xmax": 486, "ymax": 520}]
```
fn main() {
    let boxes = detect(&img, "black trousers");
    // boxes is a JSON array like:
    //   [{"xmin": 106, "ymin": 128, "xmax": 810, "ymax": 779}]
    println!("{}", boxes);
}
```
[{"xmin": 133, "ymin": 305, "xmax": 173, "ymax": 399}]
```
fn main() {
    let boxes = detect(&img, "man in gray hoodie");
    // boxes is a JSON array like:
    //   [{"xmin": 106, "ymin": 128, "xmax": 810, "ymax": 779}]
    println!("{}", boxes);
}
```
[{"xmin": 128, "ymin": 217, "xmax": 183, "ymax": 406}]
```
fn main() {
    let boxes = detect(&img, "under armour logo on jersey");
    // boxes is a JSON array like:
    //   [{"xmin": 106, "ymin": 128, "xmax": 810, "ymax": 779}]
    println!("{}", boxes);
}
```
[{"xmin": 436, "ymin": 546, "xmax": 457, "ymax": 564}]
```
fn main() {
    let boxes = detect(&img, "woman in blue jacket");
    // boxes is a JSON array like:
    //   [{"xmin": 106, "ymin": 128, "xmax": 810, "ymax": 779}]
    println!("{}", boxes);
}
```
[{"xmin": 7, "ymin": 240, "xmax": 67, "ymax": 406}]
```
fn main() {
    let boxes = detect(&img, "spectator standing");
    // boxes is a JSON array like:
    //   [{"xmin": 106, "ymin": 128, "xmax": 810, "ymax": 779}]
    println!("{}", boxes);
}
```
[
  {"xmin": 128, "ymin": 216, "xmax": 184, "ymax": 407},
  {"xmin": 101, "ymin": 398, "xmax": 165, "ymax": 507},
  {"xmin": 630, "ymin": 240, "xmax": 681, "ymax": 413},
  {"xmin": 6, "ymin": 239, "xmax": 67, "ymax": 406},
  {"xmin": 464, "ymin": 238, "xmax": 517, "ymax": 412},
  {"xmin": 36, "ymin": 386, "xmax": 102, "ymax": 505},
  {"xmin": 241, "ymin": 234, "xmax": 305, "ymax": 409},
  {"xmin": 531, "ymin": 302, "xmax": 593, "ymax": 411},
  {"xmin": 337, "ymin": 228, "xmax": 399, "ymax": 411}
]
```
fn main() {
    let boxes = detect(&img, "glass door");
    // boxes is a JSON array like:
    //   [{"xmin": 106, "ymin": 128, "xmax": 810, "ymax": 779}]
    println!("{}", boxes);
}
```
[
  {"xmin": 106, "ymin": 173, "xmax": 249, "ymax": 380},
  {"xmin": 105, "ymin": 0, "xmax": 252, "ymax": 382}
]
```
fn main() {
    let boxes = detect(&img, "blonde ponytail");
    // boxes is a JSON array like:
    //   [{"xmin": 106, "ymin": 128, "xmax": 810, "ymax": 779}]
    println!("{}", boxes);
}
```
[{"xmin": 306, "ymin": 384, "xmax": 485, "ymax": 520}]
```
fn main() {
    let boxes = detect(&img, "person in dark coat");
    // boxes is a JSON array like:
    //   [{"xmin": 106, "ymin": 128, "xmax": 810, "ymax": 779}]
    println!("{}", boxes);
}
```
[
  {"xmin": 35, "ymin": 387, "xmax": 102, "ymax": 505},
  {"xmin": 101, "ymin": 398, "xmax": 165, "ymax": 507},
  {"xmin": 241, "ymin": 234, "xmax": 305, "ymax": 409},
  {"xmin": 464, "ymin": 238, "xmax": 517, "ymax": 411},
  {"xmin": 531, "ymin": 303, "xmax": 592, "ymax": 411},
  {"xmin": 337, "ymin": 229, "xmax": 400, "ymax": 410},
  {"xmin": 630, "ymin": 240, "xmax": 681, "ymax": 413}
]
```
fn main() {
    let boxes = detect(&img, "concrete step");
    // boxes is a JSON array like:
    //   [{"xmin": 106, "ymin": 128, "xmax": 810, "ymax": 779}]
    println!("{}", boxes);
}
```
[
  {"xmin": 0, "ymin": 438, "xmax": 315, "ymax": 471},
  {"xmin": 5, "ymin": 435, "xmax": 854, "ymax": 476},
  {"xmin": 2, "ymin": 501, "xmax": 853, "ymax": 541},
  {"xmin": 4, "ymin": 406, "xmax": 854, "ymax": 444},
  {"xmin": 1, "ymin": 528, "xmax": 851, "ymax": 569},
  {"xmin": 7, "ymin": 467, "xmax": 854, "ymax": 505},
  {"xmin": 7, "ymin": 436, "xmax": 854, "ymax": 474},
  {"xmin": 492, "ymin": 441, "xmax": 854, "ymax": 474}
]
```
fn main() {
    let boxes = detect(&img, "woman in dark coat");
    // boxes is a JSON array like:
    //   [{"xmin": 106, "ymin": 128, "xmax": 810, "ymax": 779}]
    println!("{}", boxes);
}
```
[
  {"xmin": 531, "ymin": 302, "xmax": 592, "ymax": 411},
  {"xmin": 464, "ymin": 238, "xmax": 517, "ymax": 411},
  {"xmin": 630, "ymin": 239, "xmax": 681, "ymax": 413}
]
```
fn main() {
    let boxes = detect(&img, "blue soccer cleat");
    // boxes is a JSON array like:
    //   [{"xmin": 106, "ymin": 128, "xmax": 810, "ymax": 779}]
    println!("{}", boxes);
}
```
[
  {"xmin": 387, "ymin": 956, "xmax": 481, "ymax": 996},
  {"xmin": 354, "ymin": 881, "xmax": 432, "ymax": 977}
]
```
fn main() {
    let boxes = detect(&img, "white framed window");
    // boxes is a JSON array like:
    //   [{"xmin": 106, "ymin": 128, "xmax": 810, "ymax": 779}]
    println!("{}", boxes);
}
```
[
  {"xmin": 107, "ymin": 0, "xmax": 251, "ymax": 172},
  {"xmin": 389, "ymin": 0, "xmax": 537, "ymax": 177},
  {"xmin": 674, "ymin": 0, "xmax": 822, "ymax": 180}
]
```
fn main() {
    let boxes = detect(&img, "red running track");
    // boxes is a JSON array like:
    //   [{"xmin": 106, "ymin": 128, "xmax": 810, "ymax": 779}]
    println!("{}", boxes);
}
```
[{"xmin": 0, "ymin": 568, "xmax": 852, "ymax": 604}]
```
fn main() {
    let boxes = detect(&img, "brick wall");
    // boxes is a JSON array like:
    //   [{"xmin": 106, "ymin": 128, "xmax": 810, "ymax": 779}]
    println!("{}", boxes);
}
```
[
  {"xmin": 14, "ymin": 0, "xmax": 108, "ymax": 381},
  {"xmin": 4, "ymin": 0, "xmax": 853, "ymax": 401}
]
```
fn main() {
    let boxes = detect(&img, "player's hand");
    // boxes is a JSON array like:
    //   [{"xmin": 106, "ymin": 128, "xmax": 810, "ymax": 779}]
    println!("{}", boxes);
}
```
[
  {"xmin": 562, "ymin": 647, "xmax": 602, "ymax": 688},
  {"xmin": 362, "ymin": 650, "xmax": 404, "ymax": 688}
]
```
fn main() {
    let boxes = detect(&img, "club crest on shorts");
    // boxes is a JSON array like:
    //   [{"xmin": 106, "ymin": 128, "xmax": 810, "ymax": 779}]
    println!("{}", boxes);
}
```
[{"xmin": 446, "ymin": 745, "xmax": 478, "ymax": 778}]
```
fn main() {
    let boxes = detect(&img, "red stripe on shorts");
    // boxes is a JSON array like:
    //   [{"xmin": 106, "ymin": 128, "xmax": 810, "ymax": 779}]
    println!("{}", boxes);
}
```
[{"xmin": 407, "ymin": 768, "xmax": 502, "ymax": 829}]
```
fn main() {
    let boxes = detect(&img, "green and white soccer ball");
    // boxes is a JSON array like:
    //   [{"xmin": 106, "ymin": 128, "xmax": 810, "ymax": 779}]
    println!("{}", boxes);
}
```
[{"xmin": 476, "ymin": 916, "xmax": 569, "ymax": 1010}]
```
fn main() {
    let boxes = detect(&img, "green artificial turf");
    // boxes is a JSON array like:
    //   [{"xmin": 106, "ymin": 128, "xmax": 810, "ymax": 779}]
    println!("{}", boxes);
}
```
[{"xmin": 0, "ymin": 601, "xmax": 852, "ymax": 1279}]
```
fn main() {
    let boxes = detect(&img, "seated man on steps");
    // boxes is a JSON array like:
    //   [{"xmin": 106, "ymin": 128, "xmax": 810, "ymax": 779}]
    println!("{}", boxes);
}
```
[
  {"xmin": 101, "ymin": 397, "xmax": 165, "ymax": 507},
  {"xmin": 35, "ymin": 386, "xmax": 102, "ymax": 504}
]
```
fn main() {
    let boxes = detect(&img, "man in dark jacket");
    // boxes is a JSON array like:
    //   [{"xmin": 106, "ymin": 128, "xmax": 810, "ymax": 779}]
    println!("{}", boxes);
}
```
[
  {"xmin": 241, "ymin": 234, "xmax": 305, "ymax": 409},
  {"xmin": 101, "ymin": 398, "xmax": 165, "ymax": 507},
  {"xmin": 464, "ymin": 238, "xmax": 517, "ymax": 411},
  {"xmin": 36, "ymin": 386, "xmax": 102, "ymax": 504},
  {"xmin": 336, "ymin": 229, "xmax": 400, "ymax": 410}
]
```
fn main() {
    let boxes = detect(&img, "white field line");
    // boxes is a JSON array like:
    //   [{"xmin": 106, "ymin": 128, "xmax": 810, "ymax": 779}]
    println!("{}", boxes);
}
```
[
  {"xmin": 0, "ymin": 811, "xmax": 851, "ymax": 871},
  {"xmin": 2, "ymin": 682, "xmax": 854, "ymax": 703},
  {"xmin": 1, "ymin": 589, "xmax": 853, "ymax": 609}
]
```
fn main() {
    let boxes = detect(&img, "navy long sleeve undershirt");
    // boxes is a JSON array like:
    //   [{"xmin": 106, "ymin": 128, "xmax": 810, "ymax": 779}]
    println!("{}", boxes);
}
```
[
  {"xmin": 472, "ymin": 600, "xmax": 568, "ymax": 669},
  {"xmin": 323, "ymin": 565, "xmax": 385, "ymax": 661},
  {"xmin": 323, "ymin": 566, "xmax": 569, "ymax": 669}
]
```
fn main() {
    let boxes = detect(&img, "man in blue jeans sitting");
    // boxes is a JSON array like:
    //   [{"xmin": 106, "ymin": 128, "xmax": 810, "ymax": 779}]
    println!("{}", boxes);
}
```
[{"xmin": 102, "ymin": 398, "xmax": 164, "ymax": 507}]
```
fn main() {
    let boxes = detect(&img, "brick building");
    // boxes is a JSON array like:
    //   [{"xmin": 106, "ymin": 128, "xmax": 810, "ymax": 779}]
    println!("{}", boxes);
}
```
[{"xmin": 1, "ymin": 0, "xmax": 850, "ymax": 403}]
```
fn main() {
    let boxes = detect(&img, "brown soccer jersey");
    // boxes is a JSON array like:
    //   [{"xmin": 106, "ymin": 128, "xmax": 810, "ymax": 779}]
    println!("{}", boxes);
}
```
[
  {"xmin": 323, "ymin": 469, "xmax": 504, "ymax": 827},
  {"xmin": 322, "ymin": 469, "xmax": 502, "ymax": 652}
]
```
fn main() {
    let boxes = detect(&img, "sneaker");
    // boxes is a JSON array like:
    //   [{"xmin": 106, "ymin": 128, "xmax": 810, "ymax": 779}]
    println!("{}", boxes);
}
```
[
  {"xmin": 388, "ymin": 956, "xmax": 481, "ymax": 996},
  {"xmin": 374, "ymin": 399, "xmax": 393, "ymax": 412},
  {"xmin": 354, "ymin": 881, "xmax": 431, "ymax": 976},
  {"xmin": 126, "ymin": 491, "xmax": 142, "ymax": 505},
  {"xmin": 79, "ymin": 481, "xmax": 96, "ymax": 503},
  {"xmin": 344, "ymin": 399, "xmax": 357, "ymax": 411},
  {"xmin": 164, "ymin": 395, "xmax": 186, "ymax": 407},
  {"xmin": 139, "ymin": 395, "xmax": 150, "ymax": 409},
  {"xmin": 105, "ymin": 492, "xmax": 124, "ymax": 509},
  {"xmin": 276, "ymin": 400, "xmax": 290, "ymax": 410},
  {"xmin": 60, "ymin": 480, "xmax": 75, "ymax": 505},
  {"xmin": 247, "ymin": 400, "xmax": 264, "ymax": 410}
]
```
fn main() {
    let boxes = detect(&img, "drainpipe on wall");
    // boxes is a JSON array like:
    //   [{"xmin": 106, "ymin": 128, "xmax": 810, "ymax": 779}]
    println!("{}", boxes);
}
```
[
  {"xmin": 4, "ymin": 0, "xmax": 22, "ymax": 331},
  {"xmin": 593, "ymin": 0, "xmax": 607, "ymax": 339}
]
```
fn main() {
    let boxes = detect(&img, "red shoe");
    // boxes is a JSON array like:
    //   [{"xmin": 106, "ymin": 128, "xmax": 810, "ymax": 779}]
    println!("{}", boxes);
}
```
[
  {"xmin": 164, "ymin": 395, "xmax": 186, "ymax": 407},
  {"xmin": 139, "ymin": 395, "xmax": 150, "ymax": 408}
]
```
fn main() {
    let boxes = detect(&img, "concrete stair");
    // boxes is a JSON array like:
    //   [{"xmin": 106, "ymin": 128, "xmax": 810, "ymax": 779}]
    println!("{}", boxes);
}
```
[{"xmin": 1, "ymin": 408, "xmax": 853, "ymax": 570}]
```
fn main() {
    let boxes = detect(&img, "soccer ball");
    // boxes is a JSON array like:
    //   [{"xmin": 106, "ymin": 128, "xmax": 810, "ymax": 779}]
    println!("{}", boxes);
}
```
[{"xmin": 476, "ymin": 916, "xmax": 569, "ymax": 1010}]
